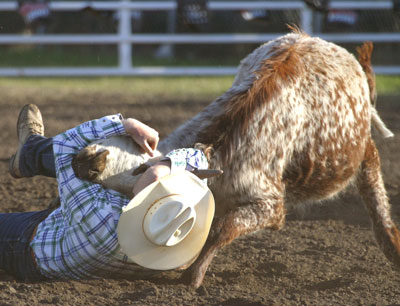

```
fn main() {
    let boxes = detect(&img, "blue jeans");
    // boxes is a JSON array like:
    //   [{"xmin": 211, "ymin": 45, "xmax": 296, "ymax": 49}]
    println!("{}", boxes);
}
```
[
  {"xmin": 0, "ymin": 209, "xmax": 52, "ymax": 281},
  {"xmin": 1, "ymin": 135, "xmax": 55, "ymax": 281},
  {"xmin": 19, "ymin": 134, "xmax": 55, "ymax": 178}
]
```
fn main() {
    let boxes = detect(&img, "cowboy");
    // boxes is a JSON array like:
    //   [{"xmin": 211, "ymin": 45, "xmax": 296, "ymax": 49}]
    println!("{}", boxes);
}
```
[{"xmin": 1, "ymin": 104, "xmax": 214, "ymax": 281}]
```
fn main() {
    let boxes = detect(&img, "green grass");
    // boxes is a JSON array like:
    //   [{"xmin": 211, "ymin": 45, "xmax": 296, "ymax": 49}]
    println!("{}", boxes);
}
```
[
  {"xmin": 376, "ymin": 75, "xmax": 400, "ymax": 95},
  {"xmin": 1, "ymin": 47, "xmax": 399, "ymax": 97},
  {"xmin": 0, "ymin": 76, "xmax": 235, "ymax": 100},
  {"xmin": 0, "ymin": 75, "xmax": 398, "ymax": 100}
]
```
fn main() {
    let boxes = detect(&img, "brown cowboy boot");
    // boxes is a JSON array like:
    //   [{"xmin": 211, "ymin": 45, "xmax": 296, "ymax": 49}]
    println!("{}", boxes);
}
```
[{"xmin": 9, "ymin": 104, "xmax": 44, "ymax": 178}]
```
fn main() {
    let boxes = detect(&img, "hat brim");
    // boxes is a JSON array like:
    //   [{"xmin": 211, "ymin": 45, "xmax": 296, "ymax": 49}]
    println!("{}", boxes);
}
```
[{"xmin": 117, "ymin": 171, "xmax": 215, "ymax": 270}]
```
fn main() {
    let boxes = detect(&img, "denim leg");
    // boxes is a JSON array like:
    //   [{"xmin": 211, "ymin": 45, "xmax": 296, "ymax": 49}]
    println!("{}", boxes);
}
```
[
  {"xmin": 19, "ymin": 135, "xmax": 56, "ymax": 178},
  {"xmin": 0, "ymin": 209, "xmax": 51, "ymax": 281}
]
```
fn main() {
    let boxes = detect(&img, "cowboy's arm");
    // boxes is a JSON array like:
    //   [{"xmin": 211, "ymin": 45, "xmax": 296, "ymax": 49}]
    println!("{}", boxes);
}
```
[
  {"xmin": 132, "ymin": 148, "xmax": 209, "ymax": 196},
  {"xmin": 52, "ymin": 115, "xmax": 131, "ymax": 229},
  {"xmin": 122, "ymin": 118, "xmax": 159, "ymax": 156},
  {"xmin": 53, "ymin": 114, "xmax": 127, "ymax": 156},
  {"xmin": 52, "ymin": 114, "xmax": 159, "ymax": 156}
]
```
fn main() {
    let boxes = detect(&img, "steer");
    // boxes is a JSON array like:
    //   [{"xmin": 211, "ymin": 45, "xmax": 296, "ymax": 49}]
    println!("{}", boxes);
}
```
[{"xmin": 73, "ymin": 30, "xmax": 398, "ymax": 289}]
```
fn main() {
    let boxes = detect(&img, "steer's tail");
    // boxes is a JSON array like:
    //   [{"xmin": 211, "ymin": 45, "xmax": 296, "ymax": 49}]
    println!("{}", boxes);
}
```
[{"xmin": 357, "ymin": 42, "xmax": 394, "ymax": 138}]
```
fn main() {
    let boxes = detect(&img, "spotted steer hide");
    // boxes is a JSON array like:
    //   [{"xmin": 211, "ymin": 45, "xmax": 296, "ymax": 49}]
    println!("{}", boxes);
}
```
[{"xmin": 73, "ymin": 31, "xmax": 398, "ymax": 289}]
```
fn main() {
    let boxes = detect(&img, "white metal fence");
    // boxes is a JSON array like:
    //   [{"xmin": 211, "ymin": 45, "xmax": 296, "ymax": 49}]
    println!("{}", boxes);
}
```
[{"xmin": 0, "ymin": 1, "xmax": 399, "ymax": 76}]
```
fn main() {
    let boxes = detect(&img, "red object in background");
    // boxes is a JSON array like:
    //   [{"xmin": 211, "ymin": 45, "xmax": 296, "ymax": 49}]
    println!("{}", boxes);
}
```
[{"xmin": 18, "ymin": 2, "xmax": 50, "ymax": 25}]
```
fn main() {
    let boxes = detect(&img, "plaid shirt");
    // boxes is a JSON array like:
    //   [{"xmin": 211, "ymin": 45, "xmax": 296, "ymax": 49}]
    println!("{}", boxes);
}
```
[
  {"xmin": 30, "ymin": 115, "xmax": 208, "ymax": 279},
  {"xmin": 30, "ymin": 114, "xmax": 145, "ymax": 279}
]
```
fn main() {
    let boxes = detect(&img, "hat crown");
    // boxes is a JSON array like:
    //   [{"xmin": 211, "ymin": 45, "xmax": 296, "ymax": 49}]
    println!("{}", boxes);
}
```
[
  {"xmin": 143, "ymin": 195, "xmax": 196, "ymax": 247},
  {"xmin": 117, "ymin": 171, "xmax": 215, "ymax": 270}
]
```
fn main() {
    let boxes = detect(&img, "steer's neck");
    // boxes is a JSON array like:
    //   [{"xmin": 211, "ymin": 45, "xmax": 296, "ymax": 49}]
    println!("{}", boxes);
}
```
[{"xmin": 158, "ymin": 102, "xmax": 219, "ymax": 154}]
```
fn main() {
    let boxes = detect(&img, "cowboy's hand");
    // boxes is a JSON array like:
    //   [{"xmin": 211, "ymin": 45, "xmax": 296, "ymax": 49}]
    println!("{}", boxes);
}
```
[{"xmin": 122, "ymin": 118, "xmax": 159, "ymax": 156}]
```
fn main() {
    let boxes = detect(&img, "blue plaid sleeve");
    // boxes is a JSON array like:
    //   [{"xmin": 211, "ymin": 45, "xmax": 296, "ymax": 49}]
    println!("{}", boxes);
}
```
[
  {"xmin": 53, "ymin": 114, "xmax": 130, "ymax": 224},
  {"xmin": 53, "ymin": 114, "xmax": 126, "ymax": 154}
]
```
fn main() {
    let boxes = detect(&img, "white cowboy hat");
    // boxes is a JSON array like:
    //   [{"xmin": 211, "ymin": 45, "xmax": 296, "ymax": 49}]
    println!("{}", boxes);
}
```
[{"xmin": 117, "ymin": 170, "xmax": 215, "ymax": 270}]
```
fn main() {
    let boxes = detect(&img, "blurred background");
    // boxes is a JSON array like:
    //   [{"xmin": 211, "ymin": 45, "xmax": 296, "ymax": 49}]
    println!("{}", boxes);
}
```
[
  {"xmin": 0, "ymin": 0, "xmax": 399, "ymax": 76},
  {"xmin": 1, "ymin": 4, "xmax": 400, "ymax": 304}
]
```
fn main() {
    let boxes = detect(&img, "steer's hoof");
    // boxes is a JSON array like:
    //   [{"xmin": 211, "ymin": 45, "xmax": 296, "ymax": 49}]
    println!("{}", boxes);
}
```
[{"xmin": 72, "ymin": 146, "xmax": 109, "ymax": 181}]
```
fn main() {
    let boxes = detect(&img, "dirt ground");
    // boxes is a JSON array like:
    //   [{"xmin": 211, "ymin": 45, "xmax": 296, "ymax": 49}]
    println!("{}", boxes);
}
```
[{"xmin": 0, "ymin": 88, "xmax": 400, "ymax": 306}]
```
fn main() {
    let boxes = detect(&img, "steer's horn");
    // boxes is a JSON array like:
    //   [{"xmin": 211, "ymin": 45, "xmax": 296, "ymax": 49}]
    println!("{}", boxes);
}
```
[{"xmin": 191, "ymin": 169, "xmax": 223, "ymax": 179}]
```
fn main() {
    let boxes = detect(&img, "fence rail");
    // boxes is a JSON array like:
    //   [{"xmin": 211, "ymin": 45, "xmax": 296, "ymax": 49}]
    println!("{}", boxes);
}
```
[
  {"xmin": 0, "ymin": 1, "xmax": 398, "ymax": 76},
  {"xmin": 0, "ymin": 1, "xmax": 394, "ymax": 10}
]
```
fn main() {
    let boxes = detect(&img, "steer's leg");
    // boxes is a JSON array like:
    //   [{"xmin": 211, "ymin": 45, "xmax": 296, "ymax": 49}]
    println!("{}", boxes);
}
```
[
  {"xmin": 181, "ymin": 186, "xmax": 286, "ymax": 289},
  {"xmin": 357, "ymin": 138, "xmax": 400, "ymax": 266}
]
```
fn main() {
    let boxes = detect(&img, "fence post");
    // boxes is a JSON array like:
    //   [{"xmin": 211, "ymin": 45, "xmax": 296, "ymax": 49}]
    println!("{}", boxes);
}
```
[
  {"xmin": 118, "ymin": 0, "xmax": 132, "ymax": 72},
  {"xmin": 301, "ymin": 6, "xmax": 313, "ymax": 35}
]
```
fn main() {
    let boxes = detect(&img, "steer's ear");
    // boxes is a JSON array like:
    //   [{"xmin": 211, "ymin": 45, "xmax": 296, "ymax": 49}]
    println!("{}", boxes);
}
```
[
  {"xmin": 72, "ymin": 148, "xmax": 109, "ymax": 181},
  {"xmin": 86, "ymin": 150, "xmax": 110, "ymax": 180},
  {"xmin": 194, "ymin": 143, "xmax": 214, "ymax": 160}
]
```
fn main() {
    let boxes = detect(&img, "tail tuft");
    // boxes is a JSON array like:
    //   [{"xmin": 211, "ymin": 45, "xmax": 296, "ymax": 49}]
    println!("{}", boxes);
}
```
[{"xmin": 371, "ymin": 108, "xmax": 394, "ymax": 138}]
